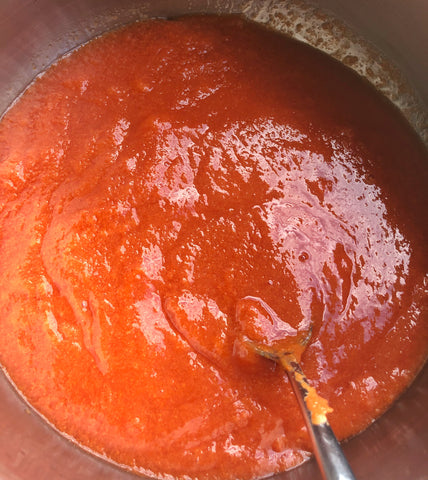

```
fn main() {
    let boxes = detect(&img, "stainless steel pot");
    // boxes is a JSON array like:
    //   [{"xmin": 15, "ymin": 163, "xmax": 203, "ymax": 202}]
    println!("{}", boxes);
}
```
[{"xmin": 0, "ymin": 1, "xmax": 427, "ymax": 479}]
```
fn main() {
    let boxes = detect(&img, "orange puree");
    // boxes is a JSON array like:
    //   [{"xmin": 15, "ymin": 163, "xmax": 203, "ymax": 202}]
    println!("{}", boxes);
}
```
[
  {"xmin": 0, "ymin": 15, "xmax": 427, "ymax": 480},
  {"xmin": 234, "ymin": 295, "xmax": 333, "ymax": 426},
  {"xmin": 291, "ymin": 368, "xmax": 333, "ymax": 426}
]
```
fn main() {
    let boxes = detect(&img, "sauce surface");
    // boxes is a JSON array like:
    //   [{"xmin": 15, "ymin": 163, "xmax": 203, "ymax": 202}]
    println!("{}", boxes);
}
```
[{"xmin": 0, "ymin": 16, "xmax": 427, "ymax": 480}]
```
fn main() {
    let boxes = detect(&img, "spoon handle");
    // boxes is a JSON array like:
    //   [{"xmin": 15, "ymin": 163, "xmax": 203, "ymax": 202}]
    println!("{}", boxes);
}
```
[{"xmin": 285, "ymin": 360, "xmax": 357, "ymax": 480}]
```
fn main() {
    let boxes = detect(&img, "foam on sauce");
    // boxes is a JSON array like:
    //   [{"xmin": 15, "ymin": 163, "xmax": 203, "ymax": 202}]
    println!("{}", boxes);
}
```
[{"xmin": 0, "ymin": 15, "xmax": 427, "ymax": 480}]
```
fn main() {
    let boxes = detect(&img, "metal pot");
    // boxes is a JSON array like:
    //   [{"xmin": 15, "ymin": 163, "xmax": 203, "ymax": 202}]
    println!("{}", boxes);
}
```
[{"xmin": 0, "ymin": 1, "xmax": 426, "ymax": 479}]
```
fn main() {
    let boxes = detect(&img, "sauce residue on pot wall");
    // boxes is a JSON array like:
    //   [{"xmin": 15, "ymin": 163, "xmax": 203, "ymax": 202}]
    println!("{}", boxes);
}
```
[{"xmin": 0, "ymin": 15, "xmax": 427, "ymax": 480}]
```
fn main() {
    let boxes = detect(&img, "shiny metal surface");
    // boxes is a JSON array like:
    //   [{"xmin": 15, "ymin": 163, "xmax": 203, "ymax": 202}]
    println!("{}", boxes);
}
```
[
  {"xmin": 0, "ymin": 1, "xmax": 427, "ymax": 480},
  {"xmin": 286, "ymin": 360, "xmax": 356, "ymax": 480}
]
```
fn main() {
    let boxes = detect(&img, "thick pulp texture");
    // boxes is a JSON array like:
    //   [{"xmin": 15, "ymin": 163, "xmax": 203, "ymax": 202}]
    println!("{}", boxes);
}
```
[{"xmin": 0, "ymin": 16, "xmax": 427, "ymax": 480}]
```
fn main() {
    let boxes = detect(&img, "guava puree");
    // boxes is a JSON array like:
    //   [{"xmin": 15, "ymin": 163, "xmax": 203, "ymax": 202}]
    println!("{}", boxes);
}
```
[{"xmin": 0, "ymin": 16, "xmax": 427, "ymax": 480}]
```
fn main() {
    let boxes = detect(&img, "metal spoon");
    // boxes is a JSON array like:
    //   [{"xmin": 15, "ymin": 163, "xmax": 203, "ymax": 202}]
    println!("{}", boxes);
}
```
[{"xmin": 236, "ymin": 296, "xmax": 357, "ymax": 480}]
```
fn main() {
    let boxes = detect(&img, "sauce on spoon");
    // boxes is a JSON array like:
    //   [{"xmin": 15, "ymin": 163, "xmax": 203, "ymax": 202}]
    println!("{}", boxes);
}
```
[
  {"xmin": 236, "ymin": 296, "xmax": 332, "ymax": 425},
  {"xmin": 236, "ymin": 296, "xmax": 355, "ymax": 479}
]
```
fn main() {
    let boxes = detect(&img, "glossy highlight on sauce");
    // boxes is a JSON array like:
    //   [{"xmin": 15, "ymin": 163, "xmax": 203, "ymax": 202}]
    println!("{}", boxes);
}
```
[
  {"xmin": 0, "ymin": 15, "xmax": 427, "ymax": 480},
  {"xmin": 235, "ymin": 295, "xmax": 310, "ymax": 362}
]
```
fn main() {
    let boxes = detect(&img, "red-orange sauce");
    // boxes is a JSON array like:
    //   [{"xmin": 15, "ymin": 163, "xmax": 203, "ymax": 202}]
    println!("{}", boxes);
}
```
[
  {"xmin": 234, "ymin": 296, "xmax": 333, "ymax": 425},
  {"xmin": 0, "ymin": 16, "xmax": 427, "ymax": 480}
]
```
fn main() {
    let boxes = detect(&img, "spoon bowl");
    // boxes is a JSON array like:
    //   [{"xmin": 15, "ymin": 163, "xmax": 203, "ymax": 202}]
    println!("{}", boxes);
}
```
[
  {"xmin": 237, "ymin": 296, "xmax": 356, "ymax": 480},
  {"xmin": 164, "ymin": 292, "xmax": 357, "ymax": 479}
]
